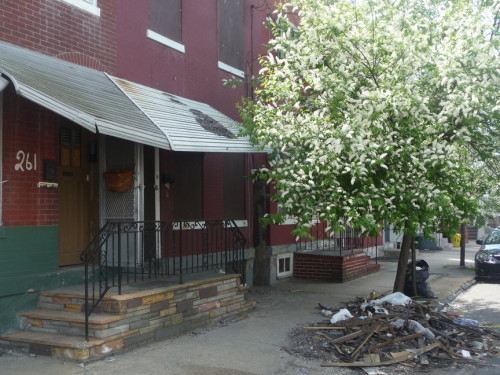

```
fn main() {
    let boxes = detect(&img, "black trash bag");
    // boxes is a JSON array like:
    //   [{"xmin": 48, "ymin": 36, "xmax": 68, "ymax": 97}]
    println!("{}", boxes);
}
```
[{"xmin": 404, "ymin": 259, "xmax": 436, "ymax": 298}]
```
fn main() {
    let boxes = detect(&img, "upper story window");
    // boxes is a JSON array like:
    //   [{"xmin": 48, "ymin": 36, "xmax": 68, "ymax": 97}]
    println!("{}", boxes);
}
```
[
  {"xmin": 147, "ymin": 0, "xmax": 185, "ymax": 53},
  {"xmin": 217, "ymin": 0, "xmax": 244, "ymax": 78},
  {"xmin": 58, "ymin": 0, "xmax": 100, "ymax": 17}
]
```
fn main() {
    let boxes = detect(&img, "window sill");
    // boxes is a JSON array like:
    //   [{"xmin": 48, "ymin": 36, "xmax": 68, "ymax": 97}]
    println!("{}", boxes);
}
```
[
  {"xmin": 58, "ymin": 0, "xmax": 100, "ymax": 17},
  {"xmin": 280, "ymin": 218, "xmax": 297, "ymax": 225},
  {"xmin": 277, "ymin": 218, "xmax": 320, "ymax": 226},
  {"xmin": 217, "ymin": 61, "xmax": 245, "ymax": 78},
  {"xmin": 147, "ymin": 30, "xmax": 185, "ymax": 54}
]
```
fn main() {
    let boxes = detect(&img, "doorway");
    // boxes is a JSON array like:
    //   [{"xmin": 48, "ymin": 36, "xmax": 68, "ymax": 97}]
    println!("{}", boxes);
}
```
[{"xmin": 58, "ymin": 125, "xmax": 96, "ymax": 265}]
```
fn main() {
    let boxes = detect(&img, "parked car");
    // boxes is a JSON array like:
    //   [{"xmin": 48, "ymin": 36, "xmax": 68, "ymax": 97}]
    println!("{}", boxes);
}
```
[{"xmin": 475, "ymin": 228, "xmax": 500, "ymax": 280}]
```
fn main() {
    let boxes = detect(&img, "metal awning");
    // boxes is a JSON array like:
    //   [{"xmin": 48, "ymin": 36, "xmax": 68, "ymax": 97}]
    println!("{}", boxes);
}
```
[
  {"xmin": 0, "ymin": 41, "xmax": 170, "ymax": 150},
  {"xmin": 0, "ymin": 41, "xmax": 260, "ymax": 153},
  {"xmin": 110, "ymin": 76, "xmax": 258, "ymax": 153}
]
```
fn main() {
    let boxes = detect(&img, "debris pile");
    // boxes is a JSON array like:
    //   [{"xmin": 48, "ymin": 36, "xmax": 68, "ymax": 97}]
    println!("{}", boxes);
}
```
[{"xmin": 285, "ymin": 291, "xmax": 500, "ymax": 371}]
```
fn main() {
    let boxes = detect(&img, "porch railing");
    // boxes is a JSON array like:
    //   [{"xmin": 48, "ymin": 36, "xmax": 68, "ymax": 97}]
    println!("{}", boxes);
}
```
[
  {"xmin": 80, "ymin": 219, "xmax": 246, "ymax": 340},
  {"xmin": 295, "ymin": 222, "xmax": 380, "ymax": 262}
]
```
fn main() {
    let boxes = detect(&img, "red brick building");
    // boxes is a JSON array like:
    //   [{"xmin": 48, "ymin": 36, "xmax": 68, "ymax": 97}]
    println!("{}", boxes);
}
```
[{"xmin": 0, "ymin": 0, "xmax": 381, "ymax": 341}]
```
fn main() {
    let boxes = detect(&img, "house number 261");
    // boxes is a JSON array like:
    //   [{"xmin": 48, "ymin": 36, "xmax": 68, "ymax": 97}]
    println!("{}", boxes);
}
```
[{"xmin": 15, "ymin": 150, "xmax": 37, "ymax": 171}]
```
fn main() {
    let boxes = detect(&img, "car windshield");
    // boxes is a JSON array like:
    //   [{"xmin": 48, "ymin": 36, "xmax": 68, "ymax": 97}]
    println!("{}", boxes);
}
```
[{"xmin": 484, "ymin": 230, "xmax": 500, "ymax": 245}]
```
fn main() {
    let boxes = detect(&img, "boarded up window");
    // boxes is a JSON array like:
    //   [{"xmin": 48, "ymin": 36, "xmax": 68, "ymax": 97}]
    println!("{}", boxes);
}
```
[
  {"xmin": 149, "ymin": 0, "xmax": 182, "ymax": 43},
  {"xmin": 217, "ymin": 0, "xmax": 244, "ymax": 70},
  {"xmin": 224, "ymin": 154, "xmax": 245, "ymax": 219},
  {"xmin": 173, "ymin": 152, "xmax": 203, "ymax": 220},
  {"xmin": 60, "ymin": 127, "xmax": 82, "ymax": 168}
]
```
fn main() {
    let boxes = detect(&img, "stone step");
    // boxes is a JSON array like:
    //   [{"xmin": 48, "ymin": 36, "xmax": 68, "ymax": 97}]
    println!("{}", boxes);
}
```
[
  {"xmin": 21, "ymin": 309, "xmax": 121, "ymax": 325},
  {"xmin": 0, "ymin": 331, "xmax": 122, "ymax": 361},
  {"xmin": 20, "ymin": 309, "xmax": 124, "ymax": 338},
  {"xmin": 38, "ymin": 294, "xmax": 86, "ymax": 312},
  {"xmin": 39, "ymin": 289, "xmax": 124, "ymax": 314},
  {"xmin": 2, "ymin": 275, "xmax": 254, "ymax": 361}
]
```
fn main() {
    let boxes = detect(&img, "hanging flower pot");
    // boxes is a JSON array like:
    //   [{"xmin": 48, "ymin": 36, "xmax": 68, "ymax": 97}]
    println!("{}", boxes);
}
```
[{"xmin": 103, "ymin": 169, "xmax": 134, "ymax": 192}]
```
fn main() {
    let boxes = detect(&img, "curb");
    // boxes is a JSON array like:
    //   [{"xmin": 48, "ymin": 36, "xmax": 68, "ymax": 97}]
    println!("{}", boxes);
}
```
[{"xmin": 435, "ymin": 278, "xmax": 477, "ymax": 312}]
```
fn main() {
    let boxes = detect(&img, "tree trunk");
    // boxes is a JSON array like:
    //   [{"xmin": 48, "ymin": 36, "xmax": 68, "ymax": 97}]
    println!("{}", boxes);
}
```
[
  {"xmin": 411, "ymin": 236, "xmax": 417, "ymax": 296},
  {"xmin": 393, "ymin": 233, "xmax": 412, "ymax": 293},
  {"xmin": 252, "ymin": 179, "xmax": 270, "ymax": 285},
  {"xmin": 460, "ymin": 222, "xmax": 466, "ymax": 267}
]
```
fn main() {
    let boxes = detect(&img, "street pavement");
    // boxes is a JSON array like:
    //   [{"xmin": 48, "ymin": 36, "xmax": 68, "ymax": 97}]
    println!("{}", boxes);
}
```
[{"xmin": 0, "ymin": 241, "xmax": 496, "ymax": 375}]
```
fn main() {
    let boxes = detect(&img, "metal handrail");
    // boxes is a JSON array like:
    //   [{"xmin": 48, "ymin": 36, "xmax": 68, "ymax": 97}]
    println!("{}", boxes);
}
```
[
  {"xmin": 295, "ymin": 222, "xmax": 380, "ymax": 263},
  {"xmin": 80, "ymin": 219, "xmax": 247, "ymax": 340}
]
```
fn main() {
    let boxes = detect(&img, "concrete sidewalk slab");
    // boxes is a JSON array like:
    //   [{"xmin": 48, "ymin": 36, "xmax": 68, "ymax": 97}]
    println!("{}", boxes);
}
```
[{"xmin": 0, "ymin": 242, "xmax": 481, "ymax": 375}]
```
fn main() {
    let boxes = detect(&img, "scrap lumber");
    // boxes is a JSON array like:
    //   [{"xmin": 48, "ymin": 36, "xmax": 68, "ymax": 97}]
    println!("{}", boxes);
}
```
[
  {"xmin": 331, "ymin": 330, "xmax": 366, "ymax": 344},
  {"xmin": 303, "ymin": 326, "xmax": 347, "ymax": 330},
  {"xmin": 321, "ymin": 342, "xmax": 441, "ymax": 367},
  {"xmin": 290, "ymin": 293, "xmax": 500, "ymax": 371},
  {"xmin": 367, "ymin": 332, "xmax": 423, "ymax": 351}
]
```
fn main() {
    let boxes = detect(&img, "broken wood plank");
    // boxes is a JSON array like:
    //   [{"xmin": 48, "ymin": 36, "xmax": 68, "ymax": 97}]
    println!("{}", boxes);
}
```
[
  {"xmin": 367, "ymin": 332, "xmax": 423, "ymax": 352},
  {"xmin": 351, "ymin": 325, "xmax": 382, "ymax": 358},
  {"xmin": 331, "ymin": 330, "xmax": 366, "ymax": 345},
  {"xmin": 321, "ymin": 342, "xmax": 441, "ymax": 367},
  {"xmin": 303, "ymin": 326, "xmax": 347, "ymax": 330},
  {"xmin": 314, "ymin": 331, "xmax": 333, "ymax": 340},
  {"xmin": 361, "ymin": 353, "xmax": 381, "ymax": 363}
]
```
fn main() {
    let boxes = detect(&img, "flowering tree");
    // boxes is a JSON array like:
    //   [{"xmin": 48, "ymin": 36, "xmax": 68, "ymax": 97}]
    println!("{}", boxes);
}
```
[{"xmin": 240, "ymin": 0, "xmax": 499, "ymax": 291}]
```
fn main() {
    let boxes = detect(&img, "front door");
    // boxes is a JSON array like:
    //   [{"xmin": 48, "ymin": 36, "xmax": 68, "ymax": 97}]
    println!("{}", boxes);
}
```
[{"xmin": 58, "ymin": 125, "xmax": 91, "ymax": 265}]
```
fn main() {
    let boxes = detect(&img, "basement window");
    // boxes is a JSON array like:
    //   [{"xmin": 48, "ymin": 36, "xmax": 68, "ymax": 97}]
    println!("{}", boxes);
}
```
[
  {"xmin": 277, "ymin": 253, "xmax": 293, "ymax": 279},
  {"xmin": 58, "ymin": 0, "xmax": 101, "ymax": 17}
]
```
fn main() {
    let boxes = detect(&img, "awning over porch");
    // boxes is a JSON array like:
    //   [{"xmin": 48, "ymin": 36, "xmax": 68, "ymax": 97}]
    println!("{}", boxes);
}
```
[
  {"xmin": 0, "ymin": 41, "xmax": 260, "ymax": 153},
  {"xmin": 0, "ymin": 41, "xmax": 170, "ymax": 150},
  {"xmin": 109, "ymin": 76, "xmax": 258, "ymax": 153}
]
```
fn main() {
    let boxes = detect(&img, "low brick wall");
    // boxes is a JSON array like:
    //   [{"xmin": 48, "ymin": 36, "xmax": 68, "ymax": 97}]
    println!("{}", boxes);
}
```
[{"xmin": 293, "ymin": 251, "xmax": 380, "ymax": 282}]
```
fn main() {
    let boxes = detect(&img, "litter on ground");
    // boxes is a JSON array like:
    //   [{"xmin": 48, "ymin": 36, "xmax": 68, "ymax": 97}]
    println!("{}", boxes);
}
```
[{"xmin": 284, "ymin": 290, "xmax": 500, "ymax": 373}]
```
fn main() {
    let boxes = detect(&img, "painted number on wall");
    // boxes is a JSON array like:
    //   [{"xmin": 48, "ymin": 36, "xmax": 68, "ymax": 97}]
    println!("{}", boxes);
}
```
[{"xmin": 15, "ymin": 150, "xmax": 37, "ymax": 172}]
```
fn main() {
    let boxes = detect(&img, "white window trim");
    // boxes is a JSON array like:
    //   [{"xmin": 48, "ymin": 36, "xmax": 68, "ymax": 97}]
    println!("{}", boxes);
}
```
[
  {"xmin": 217, "ymin": 61, "xmax": 245, "ymax": 78},
  {"xmin": 58, "ymin": 0, "xmax": 101, "ymax": 17},
  {"xmin": 147, "ymin": 29, "xmax": 185, "ymax": 54},
  {"xmin": 172, "ymin": 220, "xmax": 248, "ymax": 231}
]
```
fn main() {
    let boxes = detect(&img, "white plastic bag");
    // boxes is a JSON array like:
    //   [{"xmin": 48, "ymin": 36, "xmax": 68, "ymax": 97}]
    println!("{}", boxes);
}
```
[
  {"xmin": 330, "ymin": 308, "xmax": 353, "ymax": 324},
  {"xmin": 390, "ymin": 318, "xmax": 435, "ymax": 340},
  {"xmin": 371, "ymin": 292, "xmax": 412, "ymax": 306}
]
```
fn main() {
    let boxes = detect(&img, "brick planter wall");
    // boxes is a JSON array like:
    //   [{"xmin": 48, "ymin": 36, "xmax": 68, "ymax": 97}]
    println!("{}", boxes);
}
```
[{"xmin": 293, "ymin": 251, "xmax": 380, "ymax": 282}]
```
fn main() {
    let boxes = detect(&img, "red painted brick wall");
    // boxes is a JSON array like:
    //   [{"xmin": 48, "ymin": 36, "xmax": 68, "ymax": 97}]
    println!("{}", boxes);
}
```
[
  {"xmin": 0, "ymin": 0, "xmax": 117, "ymax": 72},
  {"xmin": 2, "ymin": 91, "xmax": 59, "ymax": 226},
  {"xmin": 115, "ymin": 0, "xmax": 270, "ymax": 120}
]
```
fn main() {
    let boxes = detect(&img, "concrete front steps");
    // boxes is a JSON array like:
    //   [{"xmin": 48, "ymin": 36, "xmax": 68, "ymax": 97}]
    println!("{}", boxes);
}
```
[{"xmin": 0, "ymin": 274, "xmax": 255, "ymax": 361}]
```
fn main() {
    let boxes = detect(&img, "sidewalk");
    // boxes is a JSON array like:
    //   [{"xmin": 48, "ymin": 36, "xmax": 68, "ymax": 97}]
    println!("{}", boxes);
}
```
[{"xmin": 0, "ymin": 242, "xmax": 481, "ymax": 375}]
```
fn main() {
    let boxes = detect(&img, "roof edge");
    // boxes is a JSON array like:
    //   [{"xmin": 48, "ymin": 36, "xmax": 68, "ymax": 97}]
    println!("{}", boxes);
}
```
[{"xmin": 105, "ymin": 73, "xmax": 173, "ymax": 151}]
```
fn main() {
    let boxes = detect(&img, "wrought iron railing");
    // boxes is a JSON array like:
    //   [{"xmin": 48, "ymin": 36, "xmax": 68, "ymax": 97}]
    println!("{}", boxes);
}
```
[
  {"xmin": 80, "ymin": 219, "xmax": 246, "ymax": 340},
  {"xmin": 295, "ymin": 222, "xmax": 380, "ymax": 262}
]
